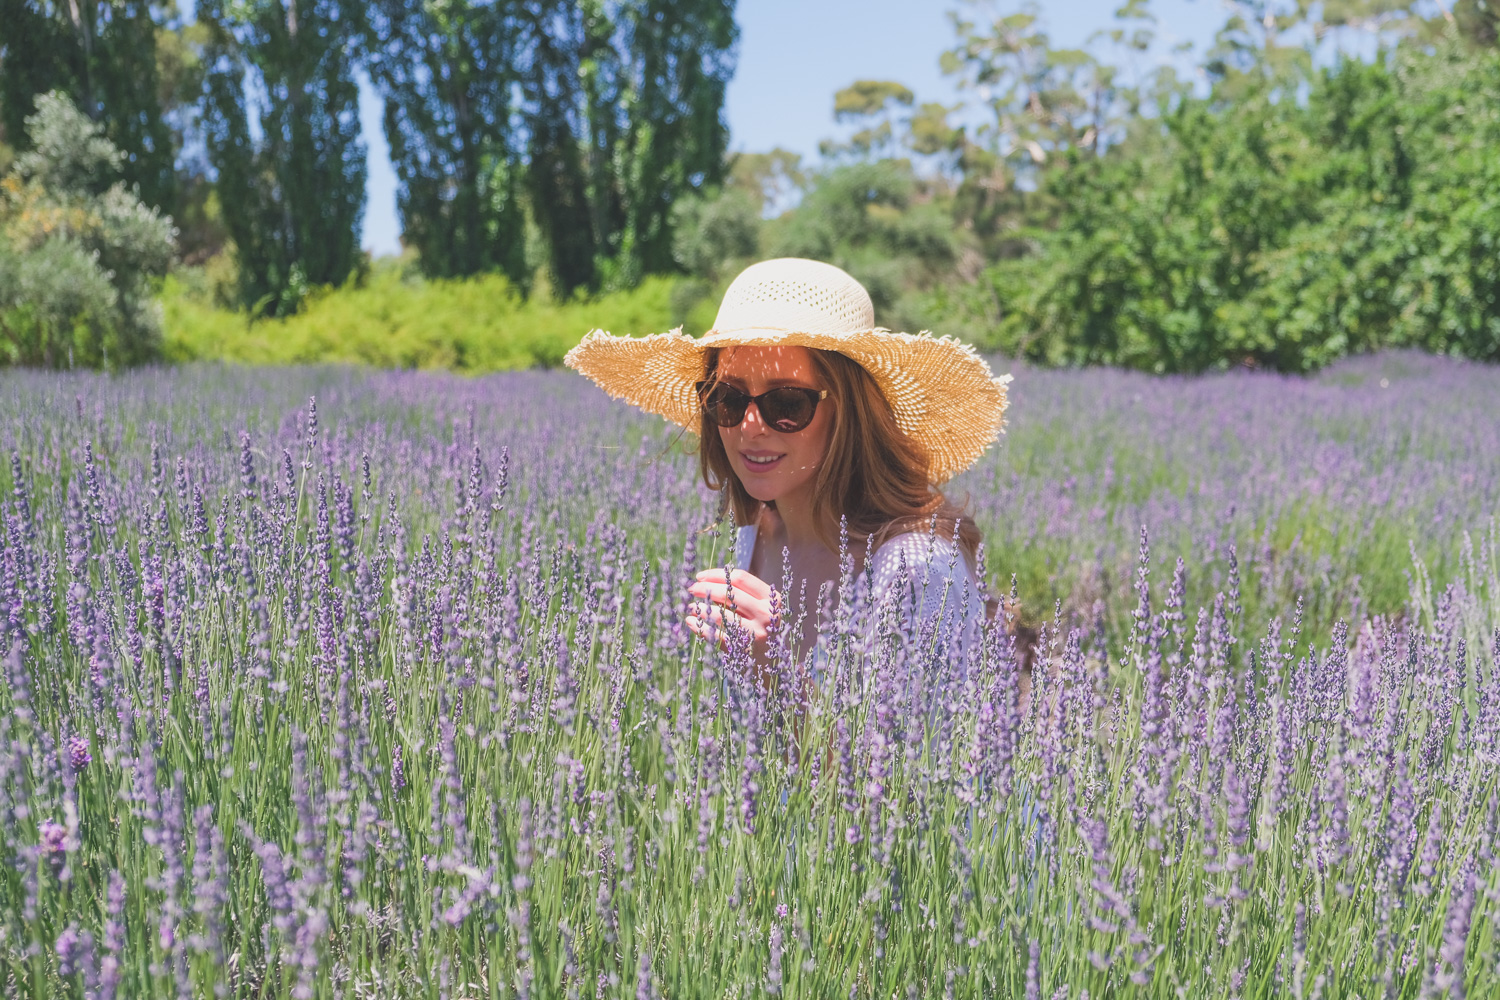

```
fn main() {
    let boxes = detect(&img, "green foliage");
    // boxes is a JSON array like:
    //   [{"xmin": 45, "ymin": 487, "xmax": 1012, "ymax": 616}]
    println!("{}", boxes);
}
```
[
  {"xmin": 199, "ymin": 0, "xmax": 366, "ymax": 317},
  {"xmin": 727, "ymin": 147, "xmax": 805, "ymax": 211},
  {"xmin": 1206, "ymin": 1, "xmax": 1500, "ymax": 97},
  {"xmin": 160, "ymin": 259, "xmax": 683, "ymax": 371},
  {"xmin": 359, "ymin": 0, "xmax": 528, "ymax": 286},
  {"xmin": 922, "ymin": 1, "xmax": 1183, "ymax": 259},
  {"xmin": 823, "ymin": 79, "xmax": 915, "ymax": 159},
  {"xmin": 536, "ymin": 0, "xmax": 740, "ymax": 294},
  {"xmin": 770, "ymin": 160, "xmax": 965, "ymax": 327},
  {"xmin": 0, "ymin": 0, "xmax": 177, "ymax": 212},
  {"xmin": 13, "ymin": 0, "xmax": 1500, "ymax": 375},
  {"xmin": 670, "ymin": 188, "xmax": 760, "ymax": 281},
  {"xmin": 955, "ymin": 42, "xmax": 1500, "ymax": 372},
  {"xmin": 0, "ymin": 92, "xmax": 174, "ymax": 368},
  {"xmin": 667, "ymin": 185, "xmax": 761, "ymax": 327},
  {"xmin": 663, "ymin": 156, "xmax": 972, "ymax": 336},
  {"xmin": 360, "ymin": 0, "xmax": 738, "ymax": 298},
  {"xmin": 942, "ymin": 1, "xmax": 1149, "ymax": 171}
]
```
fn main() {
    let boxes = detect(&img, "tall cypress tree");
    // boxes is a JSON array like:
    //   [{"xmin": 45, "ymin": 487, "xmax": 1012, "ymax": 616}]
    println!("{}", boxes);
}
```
[
  {"xmin": 361, "ymin": 0, "xmax": 527, "ymax": 284},
  {"xmin": 511, "ymin": 0, "xmax": 737, "ymax": 295},
  {"xmin": 0, "ymin": 1, "xmax": 177, "ymax": 213},
  {"xmin": 517, "ymin": 0, "xmax": 600, "ymax": 295},
  {"xmin": 199, "ymin": 0, "xmax": 366, "ymax": 315},
  {"xmin": 361, "ymin": 0, "xmax": 736, "ymax": 298},
  {"xmin": 610, "ymin": 0, "xmax": 737, "ymax": 284}
]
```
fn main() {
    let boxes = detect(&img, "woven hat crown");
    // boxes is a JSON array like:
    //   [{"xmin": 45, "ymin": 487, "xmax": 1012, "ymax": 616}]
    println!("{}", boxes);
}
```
[{"xmin": 710, "ymin": 258, "xmax": 875, "ymax": 339}]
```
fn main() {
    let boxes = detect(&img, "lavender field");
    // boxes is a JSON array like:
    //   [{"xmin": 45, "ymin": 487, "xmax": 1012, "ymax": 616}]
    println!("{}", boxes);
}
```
[{"xmin": 1, "ymin": 353, "xmax": 1498, "ymax": 998}]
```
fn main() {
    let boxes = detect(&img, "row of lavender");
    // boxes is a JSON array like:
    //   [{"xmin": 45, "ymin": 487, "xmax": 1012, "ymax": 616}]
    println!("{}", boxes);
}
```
[{"xmin": 0, "ymin": 359, "xmax": 1497, "ymax": 997}]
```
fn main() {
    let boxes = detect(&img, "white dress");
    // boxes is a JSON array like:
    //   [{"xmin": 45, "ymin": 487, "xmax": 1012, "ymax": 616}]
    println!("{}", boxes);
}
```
[{"xmin": 732, "ymin": 523, "xmax": 987, "ymax": 688}]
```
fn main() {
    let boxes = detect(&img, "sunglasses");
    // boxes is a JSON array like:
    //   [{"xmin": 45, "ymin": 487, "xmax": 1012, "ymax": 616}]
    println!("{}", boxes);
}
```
[{"xmin": 695, "ymin": 379, "xmax": 828, "ymax": 433}]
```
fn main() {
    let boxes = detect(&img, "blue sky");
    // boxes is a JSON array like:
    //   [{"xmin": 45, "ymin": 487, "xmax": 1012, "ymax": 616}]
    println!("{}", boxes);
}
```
[{"xmin": 359, "ymin": 0, "xmax": 1232, "ymax": 256}]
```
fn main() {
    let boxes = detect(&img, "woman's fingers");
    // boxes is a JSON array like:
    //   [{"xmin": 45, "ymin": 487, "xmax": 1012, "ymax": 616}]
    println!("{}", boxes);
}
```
[
  {"xmin": 694, "ymin": 568, "xmax": 774, "ymax": 600},
  {"xmin": 687, "ymin": 581, "xmax": 772, "ymax": 618},
  {"xmin": 687, "ymin": 612, "xmax": 761, "ymax": 648},
  {"xmin": 685, "ymin": 569, "xmax": 775, "ymax": 653},
  {"xmin": 687, "ymin": 602, "xmax": 767, "ymax": 641}
]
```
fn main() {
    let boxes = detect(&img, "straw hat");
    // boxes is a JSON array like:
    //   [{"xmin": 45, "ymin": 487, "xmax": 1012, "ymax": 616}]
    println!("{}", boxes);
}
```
[{"xmin": 563, "ymin": 258, "xmax": 1011, "ymax": 483}]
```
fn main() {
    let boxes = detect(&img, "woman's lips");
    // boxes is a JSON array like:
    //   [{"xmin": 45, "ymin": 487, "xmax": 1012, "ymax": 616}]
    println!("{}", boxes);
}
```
[{"xmin": 739, "ymin": 451, "xmax": 786, "ymax": 473}]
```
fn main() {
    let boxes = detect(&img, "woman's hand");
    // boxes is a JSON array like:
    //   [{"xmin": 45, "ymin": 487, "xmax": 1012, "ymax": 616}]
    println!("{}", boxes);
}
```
[{"xmin": 686, "ymin": 568, "xmax": 776, "ymax": 657}]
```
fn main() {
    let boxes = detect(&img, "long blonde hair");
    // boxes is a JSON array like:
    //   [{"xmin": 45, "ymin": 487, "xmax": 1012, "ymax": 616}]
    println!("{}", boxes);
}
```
[{"xmin": 698, "ymin": 347, "xmax": 982, "ymax": 563}]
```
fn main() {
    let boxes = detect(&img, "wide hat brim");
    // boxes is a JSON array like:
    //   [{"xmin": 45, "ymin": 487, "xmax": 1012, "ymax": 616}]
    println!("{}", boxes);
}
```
[{"xmin": 564, "ymin": 325, "xmax": 1011, "ymax": 484}]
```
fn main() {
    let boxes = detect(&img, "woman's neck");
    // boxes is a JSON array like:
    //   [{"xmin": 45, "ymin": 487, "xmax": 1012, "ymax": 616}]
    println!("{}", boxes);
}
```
[{"xmin": 767, "ymin": 492, "xmax": 826, "ymax": 554}]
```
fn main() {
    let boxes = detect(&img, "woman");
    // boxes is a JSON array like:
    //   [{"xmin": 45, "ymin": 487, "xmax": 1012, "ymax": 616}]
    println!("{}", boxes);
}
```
[{"xmin": 564, "ymin": 258, "xmax": 1010, "ymax": 674}]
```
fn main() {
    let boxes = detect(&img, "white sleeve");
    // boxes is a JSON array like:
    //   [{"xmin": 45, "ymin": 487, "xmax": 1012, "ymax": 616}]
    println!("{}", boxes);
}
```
[
  {"xmin": 860, "ymin": 532, "xmax": 985, "ymax": 706},
  {"xmin": 733, "ymin": 525, "xmax": 757, "ymax": 572},
  {"xmin": 866, "ymin": 531, "xmax": 978, "ymax": 626}
]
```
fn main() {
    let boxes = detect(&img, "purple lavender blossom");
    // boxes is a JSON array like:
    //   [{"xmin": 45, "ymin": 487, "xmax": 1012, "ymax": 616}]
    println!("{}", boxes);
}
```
[
  {"xmin": 65, "ymin": 734, "xmax": 90, "ymax": 773},
  {"xmin": 636, "ymin": 948, "xmax": 658, "ymax": 1000},
  {"xmin": 100, "ymin": 870, "xmax": 125, "ymax": 1000},
  {"xmin": 391, "ymin": 743, "xmax": 406, "ymax": 792},
  {"xmin": 39, "ymin": 819, "xmax": 67, "ymax": 857},
  {"xmin": 55, "ymin": 923, "xmax": 85, "ymax": 975},
  {"xmin": 766, "ymin": 923, "xmax": 785, "ymax": 995},
  {"xmin": 1432, "ymin": 862, "xmax": 1477, "ymax": 998}
]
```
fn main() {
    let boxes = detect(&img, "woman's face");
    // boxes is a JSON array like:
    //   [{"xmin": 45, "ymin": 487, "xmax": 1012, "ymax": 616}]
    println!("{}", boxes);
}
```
[{"xmin": 713, "ymin": 346, "xmax": 834, "ymax": 506}]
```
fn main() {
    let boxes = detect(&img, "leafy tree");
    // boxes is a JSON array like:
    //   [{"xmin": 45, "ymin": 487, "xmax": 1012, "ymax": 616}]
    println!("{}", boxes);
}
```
[
  {"xmin": 670, "ymin": 187, "xmax": 759, "ymax": 281},
  {"xmin": 942, "ymin": 2, "xmax": 1104, "ymax": 173},
  {"xmin": 1202, "ymin": 0, "xmax": 1317, "ymax": 96},
  {"xmin": 516, "ymin": 0, "xmax": 601, "ymax": 296},
  {"xmin": 360, "ymin": 0, "xmax": 735, "ymax": 298},
  {"xmin": 1204, "ymin": 0, "xmax": 1500, "ymax": 95},
  {"xmin": 933, "ymin": 1, "xmax": 1170, "ymax": 256},
  {"xmin": 153, "ymin": 10, "xmax": 225, "ymax": 264},
  {"xmin": 0, "ymin": 91, "xmax": 174, "ymax": 368},
  {"xmin": 906, "ymin": 100, "xmax": 965, "ymax": 161},
  {"xmin": 727, "ymin": 147, "xmax": 805, "ymax": 212},
  {"xmin": 604, "ymin": 0, "xmax": 738, "ymax": 287},
  {"xmin": 1423, "ymin": 0, "xmax": 1500, "ymax": 45},
  {"xmin": 958, "ymin": 41, "xmax": 1500, "ymax": 371},
  {"xmin": 770, "ymin": 160, "xmax": 963, "ymax": 326},
  {"xmin": 668, "ymin": 145, "xmax": 799, "ymax": 325},
  {"xmin": 510, "ymin": 0, "xmax": 737, "ymax": 296},
  {"xmin": 553, "ymin": 0, "xmax": 738, "ymax": 293},
  {"xmin": 666, "ymin": 183, "xmax": 759, "ymax": 325},
  {"xmin": 821, "ymin": 80, "xmax": 915, "ymax": 159},
  {"xmin": 199, "ymin": 0, "xmax": 366, "ymax": 316},
  {"xmin": 0, "ymin": 1, "xmax": 178, "ymax": 212},
  {"xmin": 360, "ymin": 0, "xmax": 527, "ymax": 284}
]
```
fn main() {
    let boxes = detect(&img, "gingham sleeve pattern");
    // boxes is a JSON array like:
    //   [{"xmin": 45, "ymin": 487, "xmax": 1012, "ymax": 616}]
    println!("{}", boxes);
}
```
[{"xmin": 867, "ymin": 531, "xmax": 985, "ymax": 632}]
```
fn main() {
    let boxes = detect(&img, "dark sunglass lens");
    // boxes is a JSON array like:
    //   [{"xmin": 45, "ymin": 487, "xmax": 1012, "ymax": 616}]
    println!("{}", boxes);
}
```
[
  {"xmin": 701, "ymin": 382, "xmax": 749, "ymax": 427},
  {"xmin": 762, "ymin": 388, "xmax": 816, "ymax": 432}
]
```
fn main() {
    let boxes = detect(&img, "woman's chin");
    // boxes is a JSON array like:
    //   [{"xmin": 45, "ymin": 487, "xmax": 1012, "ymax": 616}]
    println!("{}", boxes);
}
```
[
  {"xmin": 740, "ymin": 475, "xmax": 817, "ymax": 507},
  {"xmin": 742, "ymin": 482, "xmax": 781, "ymax": 504},
  {"xmin": 735, "ymin": 471, "xmax": 786, "ymax": 505}
]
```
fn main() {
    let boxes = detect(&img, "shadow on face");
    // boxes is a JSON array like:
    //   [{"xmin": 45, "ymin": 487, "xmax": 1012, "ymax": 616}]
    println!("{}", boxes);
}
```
[{"xmin": 713, "ymin": 346, "xmax": 833, "ymax": 506}]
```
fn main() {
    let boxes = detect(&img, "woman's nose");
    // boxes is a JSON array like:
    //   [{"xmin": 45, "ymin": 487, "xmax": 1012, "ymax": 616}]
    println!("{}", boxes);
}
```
[{"xmin": 741, "ymin": 401, "xmax": 769, "ymax": 434}]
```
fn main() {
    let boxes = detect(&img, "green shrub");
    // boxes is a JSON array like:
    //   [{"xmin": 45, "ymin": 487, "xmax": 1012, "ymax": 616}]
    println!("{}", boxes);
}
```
[
  {"xmin": 952, "ymin": 42, "xmax": 1500, "ymax": 373},
  {"xmin": 0, "ymin": 91, "xmax": 175, "ymax": 369},
  {"xmin": 162, "ymin": 261, "xmax": 685, "ymax": 372}
]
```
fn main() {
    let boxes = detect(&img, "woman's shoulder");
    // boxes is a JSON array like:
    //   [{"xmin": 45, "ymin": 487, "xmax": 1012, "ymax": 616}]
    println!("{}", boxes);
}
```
[
  {"xmin": 864, "ymin": 526, "xmax": 986, "ymax": 633},
  {"xmin": 867, "ymin": 528, "xmax": 971, "ymax": 584}
]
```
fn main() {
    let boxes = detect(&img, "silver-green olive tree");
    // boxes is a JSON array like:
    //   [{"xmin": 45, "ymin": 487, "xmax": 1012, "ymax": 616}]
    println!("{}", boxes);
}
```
[{"xmin": 0, "ymin": 91, "xmax": 175, "ymax": 369}]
